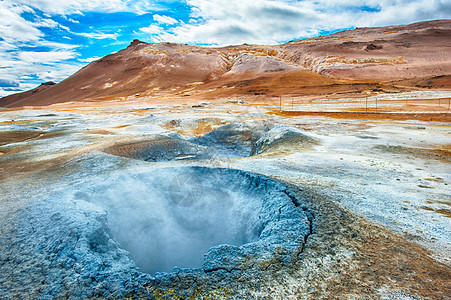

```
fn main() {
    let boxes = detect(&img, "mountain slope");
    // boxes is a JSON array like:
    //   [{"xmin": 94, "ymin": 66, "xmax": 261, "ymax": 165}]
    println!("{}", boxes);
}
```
[{"xmin": 1, "ymin": 20, "xmax": 450, "ymax": 107}]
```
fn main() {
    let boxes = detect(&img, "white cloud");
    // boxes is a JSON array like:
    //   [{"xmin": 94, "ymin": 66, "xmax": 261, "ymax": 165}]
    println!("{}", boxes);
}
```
[
  {"xmin": 0, "ymin": 0, "xmax": 129, "ymax": 97},
  {"xmin": 67, "ymin": 17, "xmax": 80, "ymax": 23},
  {"xmin": 35, "ymin": 18, "xmax": 60, "ymax": 28},
  {"xmin": 140, "ymin": 24, "xmax": 164, "ymax": 35},
  {"xmin": 153, "ymin": 14, "xmax": 178, "ymax": 25},
  {"xmin": 0, "ymin": 2, "xmax": 43, "ymax": 43},
  {"xmin": 0, "ymin": 2, "xmax": 84, "ymax": 97},
  {"xmin": 78, "ymin": 56, "xmax": 102, "ymax": 63},
  {"xmin": 154, "ymin": 0, "xmax": 326, "ymax": 45},
  {"xmin": 36, "ymin": 41, "xmax": 80, "ymax": 50},
  {"xmin": 18, "ymin": 51, "xmax": 78, "ymax": 63},
  {"xmin": 0, "ymin": 2, "xmax": 80, "ymax": 45},
  {"xmin": 78, "ymin": 32, "xmax": 119, "ymax": 39},
  {"xmin": 12, "ymin": 0, "xmax": 166, "ymax": 15},
  {"xmin": 139, "ymin": 14, "xmax": 179, "ymax": 41},
  {"xmin": 153, "ymin": 0, "xmax": 451, "ymax": 45}
]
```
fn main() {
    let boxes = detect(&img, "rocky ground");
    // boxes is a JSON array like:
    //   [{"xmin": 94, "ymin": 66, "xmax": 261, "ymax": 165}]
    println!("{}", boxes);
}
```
[{"xmin": 0, "ymin": 91, "xmax": 450, "ymax": 299}]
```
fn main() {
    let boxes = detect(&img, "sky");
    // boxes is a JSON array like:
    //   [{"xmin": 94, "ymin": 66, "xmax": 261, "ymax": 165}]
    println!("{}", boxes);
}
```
[{"xmin": 1, "ymin": 0, "xmax": 450, "ymax": 97}]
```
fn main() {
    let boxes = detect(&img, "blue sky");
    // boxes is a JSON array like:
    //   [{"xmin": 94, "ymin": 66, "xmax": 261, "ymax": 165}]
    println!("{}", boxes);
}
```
[{"xmin": 1, "ymin": 0, "xmax": 450, "ymax": 97}]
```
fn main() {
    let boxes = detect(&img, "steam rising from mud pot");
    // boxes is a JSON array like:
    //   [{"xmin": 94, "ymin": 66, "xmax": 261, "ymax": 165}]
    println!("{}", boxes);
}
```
[{"xmin": 77, "ymin": 167, "xmax": 266, "ymax": 274}]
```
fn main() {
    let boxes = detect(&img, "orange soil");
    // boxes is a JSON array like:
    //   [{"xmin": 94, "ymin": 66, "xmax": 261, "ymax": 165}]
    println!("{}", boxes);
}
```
[{"xmin": 272, "ymin": 111, "xmax": 451, "ymax": 122}]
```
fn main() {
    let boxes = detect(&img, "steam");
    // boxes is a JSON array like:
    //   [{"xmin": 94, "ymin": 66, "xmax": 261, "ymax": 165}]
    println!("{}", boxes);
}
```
[{"xmin": 75, "ymin": 167, "xmax": 265, "ymax": 274}]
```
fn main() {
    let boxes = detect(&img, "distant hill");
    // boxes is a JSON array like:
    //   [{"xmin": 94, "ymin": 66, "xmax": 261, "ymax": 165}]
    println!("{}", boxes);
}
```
[{"xmin": 2, "ymin": 19, "xmax": 450, "ymax": 107}]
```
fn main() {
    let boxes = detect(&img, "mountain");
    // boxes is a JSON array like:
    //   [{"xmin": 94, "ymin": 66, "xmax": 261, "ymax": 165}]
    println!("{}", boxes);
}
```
[{"xmin": 1, "ymin": 20, "xmax": 450, "ymax": 107}]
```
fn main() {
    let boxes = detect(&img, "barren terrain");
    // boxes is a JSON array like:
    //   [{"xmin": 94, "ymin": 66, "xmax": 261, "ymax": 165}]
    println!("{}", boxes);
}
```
[
  {"xmin": 0, "ymin": 89, "xmax": 450, "ymax": 298},
  {"xmin": 0, "ymin": 20, "xmax": 450, "ymax": 299}
]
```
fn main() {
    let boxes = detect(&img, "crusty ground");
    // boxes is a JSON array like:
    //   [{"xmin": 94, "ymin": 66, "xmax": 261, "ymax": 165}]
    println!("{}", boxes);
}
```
[{"xmin": 285, "ymin": 183, "xmax": 451, "ymax": 299}]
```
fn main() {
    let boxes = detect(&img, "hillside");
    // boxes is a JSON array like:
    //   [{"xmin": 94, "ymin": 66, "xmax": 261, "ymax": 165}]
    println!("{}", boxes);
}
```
[{"xmin": 1, "ymin": 19, "xmax": 450, "ymax": 107}]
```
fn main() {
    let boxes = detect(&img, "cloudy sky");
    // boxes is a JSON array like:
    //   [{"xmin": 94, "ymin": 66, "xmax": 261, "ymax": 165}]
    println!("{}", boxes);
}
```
[{"xmin": 1, "ymin": 0, "xmax": 450, "ymax": 97}]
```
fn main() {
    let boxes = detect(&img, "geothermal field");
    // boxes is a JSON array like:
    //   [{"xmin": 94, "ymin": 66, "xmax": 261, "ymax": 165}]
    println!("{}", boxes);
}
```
[{"xmin": 0, "ymin": 20, "xmax": 450, "ymax": 299}]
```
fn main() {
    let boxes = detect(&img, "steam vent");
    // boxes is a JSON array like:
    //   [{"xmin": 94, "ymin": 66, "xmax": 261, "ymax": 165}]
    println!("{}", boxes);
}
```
[{"xmin": 14, "ymin": 166, "xmax": 311, "ymax": 294}]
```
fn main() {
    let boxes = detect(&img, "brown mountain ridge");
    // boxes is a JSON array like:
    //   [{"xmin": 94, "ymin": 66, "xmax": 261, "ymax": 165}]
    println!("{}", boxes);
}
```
[{"xmin": 1, "ymin": 19, "xmax": 450, "ymax": 107}]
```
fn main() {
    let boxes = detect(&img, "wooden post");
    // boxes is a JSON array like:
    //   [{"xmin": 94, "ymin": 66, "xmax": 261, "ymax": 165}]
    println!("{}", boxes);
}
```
[
  {"xmin": 291, "ymin": 98, "xmax": 294, "ymax": 110},
  {"xmin": 279, "ymin": 95, "xmax": 282, "ymax": 112},
  {"xmin": 375, "ymin": 97, "xmax": 377, "ymax": 112},
  {"xmin": 366, "ymin": 97, "xmax": 368, "ymax": 112}
]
